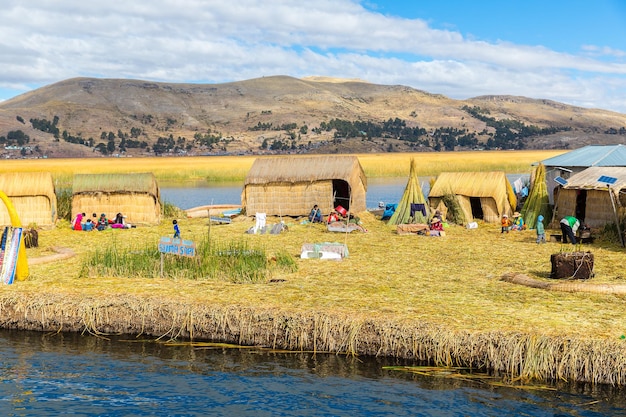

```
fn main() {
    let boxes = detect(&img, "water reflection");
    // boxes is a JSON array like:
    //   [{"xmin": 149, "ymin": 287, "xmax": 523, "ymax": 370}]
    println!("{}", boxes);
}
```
[{"xmin": 1, "ymin": 330, "xmax": 624, "ymax": 416}]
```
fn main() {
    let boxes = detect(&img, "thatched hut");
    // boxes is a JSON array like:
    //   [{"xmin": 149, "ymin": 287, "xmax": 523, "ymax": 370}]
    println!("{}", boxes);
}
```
[
  {"xmin": 554, "ymin": 166, "xmax": 626, "ymax": 228},
  {"xmin": 72, "ymin": 173, "xmax": 161, "ymax": 225},
  {"xmin": 0, "ymin": 172, "xmax": 57, "ymax": 227},
  {"xmin": 428, "ymin": 172, "xmax": 517, "ymax": 223},
  {"xmin": 241, "ymin": 155, "xmax": 367, "ymax": 217}
]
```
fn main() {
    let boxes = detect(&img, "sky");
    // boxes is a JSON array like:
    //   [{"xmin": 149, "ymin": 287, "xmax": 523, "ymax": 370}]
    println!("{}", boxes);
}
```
[{"xmin": 1, "ymin": 0, "xmax": 625, "ymax": 113}]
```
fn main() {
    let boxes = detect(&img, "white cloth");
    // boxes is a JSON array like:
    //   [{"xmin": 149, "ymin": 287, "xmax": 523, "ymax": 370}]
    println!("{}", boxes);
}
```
[{"xmin": 254, "ymin": 213, "xmax": 266, "ymax": 233}]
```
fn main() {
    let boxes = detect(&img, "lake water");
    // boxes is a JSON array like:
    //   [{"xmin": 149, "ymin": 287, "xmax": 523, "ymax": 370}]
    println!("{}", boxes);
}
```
[
  {"xmin": 160, "ymin": 175, "xmax": 529, "ymax": 210},
  {"xmin": 1, "ymin": 329, "xmax": 623, "ymax": 416}
]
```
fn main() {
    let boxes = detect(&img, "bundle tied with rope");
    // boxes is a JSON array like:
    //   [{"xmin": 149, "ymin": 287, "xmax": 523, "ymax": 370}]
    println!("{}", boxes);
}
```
[{"xmin": 550, "ymin": 251, "xmax": 595, "ymax": 280}]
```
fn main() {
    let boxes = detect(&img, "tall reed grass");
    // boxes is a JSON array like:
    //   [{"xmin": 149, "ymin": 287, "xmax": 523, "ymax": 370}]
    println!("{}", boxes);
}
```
[
  {"xmin": 79, "ymin": 235, "xmax": 297, "ymax": 283},
  {"xmin": 0, "ymin": 151, "xmax": 565, "ymax": 184}
]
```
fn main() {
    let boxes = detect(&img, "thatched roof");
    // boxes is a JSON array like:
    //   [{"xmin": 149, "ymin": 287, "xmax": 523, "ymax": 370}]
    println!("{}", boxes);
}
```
[
  {"xmin": 561, "ymin": 166, "xmax": 626, "ymax": 191},
  {"xmin": 0, "ymin": 172, "xmax": 56, "ymax": 200},
  {"xmin": 73, "ymin": 173, "xmax": 159, "ymax": 197},
  {"xmin": 429, "ymin": 171, "xmax": 517, "ymax": 213},
  {"xmin": 244, "ymin": 155, "xmax": 367, "ymax": 188}
]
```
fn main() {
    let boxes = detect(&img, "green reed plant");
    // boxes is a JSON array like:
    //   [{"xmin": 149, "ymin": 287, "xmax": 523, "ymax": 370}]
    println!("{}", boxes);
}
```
[
  {"xmin": 56, "ymin": 188, "xmax": 73, "ymax": 221},
  {"xmin": 79, "ymin": 234, "xmax": 297, "ymax": 283}
]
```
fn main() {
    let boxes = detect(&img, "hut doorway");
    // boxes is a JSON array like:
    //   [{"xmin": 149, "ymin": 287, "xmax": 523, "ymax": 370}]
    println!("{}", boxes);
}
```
[
  {"xmin": 332, "ymin": 179, "xmax": 351, "ymax": 210},
  {"xmin": 469, "ymin": 197, "xmax": 484, "ymax": 219},
  {"xmin": 575, "ymin": 190, "xmax": 587, "ymax": 222}
]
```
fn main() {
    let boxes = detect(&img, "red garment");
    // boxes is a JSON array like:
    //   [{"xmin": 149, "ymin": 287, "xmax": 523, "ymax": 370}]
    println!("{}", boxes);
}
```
[
  {"xmin": 430, "ymin": 220, "xmax": 443, "ymax": 231},
  {"xmin": 72, "ymin": 213, "xmax": 83, "ymax": 231}
]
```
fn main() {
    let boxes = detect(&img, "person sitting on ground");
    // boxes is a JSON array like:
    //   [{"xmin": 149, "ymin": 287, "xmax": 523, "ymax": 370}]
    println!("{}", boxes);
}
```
[
  {"xmin": 97, "ymin": 213, "xmax": 109, "ymax": 231},
  {"xmin": 327, "ymin": 210, "xmax": 340, "ymax": 224},
  {"xmin": 430, "ymin": 217, "xmax": 444, "ymax": 232},
  {"xmin": 111, "ymin": 212, "xmax": 132, "ymax": 229},
  {"xmin": 308, "ymin": 204, "xmax": 323, "ymax": 223},
  {"xmin": 82, "ymin": 219, "xmax": 95, "ymax": 232},
  {"xmin": 511, "ymin": 212, "xmax": 525, "ymax": 231},
  {"xmin": 72, "ymin": 212, "xmax": 85, "ymax": 231},
  {"xmin": 429, "ymin": 216, "xmax": 444, "ymax": 236},
  {"xmin": 501, "ymin": 214, "xmax": 511, "ymax": 233}
]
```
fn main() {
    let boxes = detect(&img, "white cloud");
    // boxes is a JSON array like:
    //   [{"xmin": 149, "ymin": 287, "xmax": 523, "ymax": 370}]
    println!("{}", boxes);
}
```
[{"xmin": 0, "ymin": 0, "xmax": 625, "ymax": 113}]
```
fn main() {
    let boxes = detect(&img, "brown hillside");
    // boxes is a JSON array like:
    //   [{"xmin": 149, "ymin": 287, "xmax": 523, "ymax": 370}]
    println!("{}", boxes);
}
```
[{"xmin": 0, "ymin": 75, "xmax": 625, "ymax": 158}]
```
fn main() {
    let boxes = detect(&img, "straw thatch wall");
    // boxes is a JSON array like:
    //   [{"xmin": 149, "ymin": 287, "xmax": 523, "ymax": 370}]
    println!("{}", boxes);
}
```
[
  {"xmin": 72, "ymin": 173, "xmax": 161, "ymax": 225},
  {"xmin": 1, "ymin": 293, "xmax": 626, "ymax": 385},
  {"xmin": 554, "ymin": 167, "xmax": 626, "ymax": 228},
  {"xmin": 241, "ymin": 155, "xmax": 367, "ymax": 216},
  {"xmin": 0, "ymin": 172, "xmax": 57, "ymax": 226},
  {"xmin": 428, "ymin": 172, "xmax": 516, "ymax": 223}
]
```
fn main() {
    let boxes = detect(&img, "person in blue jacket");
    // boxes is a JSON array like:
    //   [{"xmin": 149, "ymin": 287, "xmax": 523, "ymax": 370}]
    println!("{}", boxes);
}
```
[{"xmin": 308, "ymin": 205, "xmax": 322, "ymax": 223}]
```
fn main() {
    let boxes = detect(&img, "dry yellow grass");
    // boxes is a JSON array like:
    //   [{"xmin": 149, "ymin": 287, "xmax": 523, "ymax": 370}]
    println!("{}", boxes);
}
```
[
  {"xmin": 10, "ymin": 211, "xmax": 626, "ymax": 340},
  {"xmin": 0, "ymin": 150, "xmax": 564, "ymax": 184}
]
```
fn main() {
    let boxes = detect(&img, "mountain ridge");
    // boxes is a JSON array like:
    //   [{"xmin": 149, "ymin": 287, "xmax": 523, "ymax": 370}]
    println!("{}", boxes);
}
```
[{"xmin": 0, "ymin": 75, "xmax": 624, "ymax": 158}]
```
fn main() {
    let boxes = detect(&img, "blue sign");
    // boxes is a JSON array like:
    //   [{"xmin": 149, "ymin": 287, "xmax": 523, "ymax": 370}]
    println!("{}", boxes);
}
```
[
  {"xmin": 598, "ymin": 175, "xmax": 618, "ymax": 185},
  {"xmin": 554, "ymin": 176, "xmax": 568, "ymax": 186},
  {"xmin": 158, "ymin": 236, "xmax": 196, "ymax": 257}
]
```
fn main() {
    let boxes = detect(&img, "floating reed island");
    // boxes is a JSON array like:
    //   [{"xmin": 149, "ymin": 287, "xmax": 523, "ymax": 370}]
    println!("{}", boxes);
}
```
[{"xmin": 3, "ymin": 210, "xmax": 626, "ymax": 386}]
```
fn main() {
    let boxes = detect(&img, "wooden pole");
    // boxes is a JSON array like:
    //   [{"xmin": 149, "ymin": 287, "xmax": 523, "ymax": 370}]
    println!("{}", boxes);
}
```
[{"xmin": 608, "ymin": 185, "xmax": 625, "ymax": 247}]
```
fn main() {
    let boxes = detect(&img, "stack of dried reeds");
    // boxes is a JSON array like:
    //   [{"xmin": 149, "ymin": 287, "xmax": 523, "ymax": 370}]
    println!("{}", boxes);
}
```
[
  {"xmin": 387, "ymin": 158, "xmax": 429, "ymax": 225},
  {"xmin": 521, "ymin": 163, "xmax": 552, "ymax": 229}
]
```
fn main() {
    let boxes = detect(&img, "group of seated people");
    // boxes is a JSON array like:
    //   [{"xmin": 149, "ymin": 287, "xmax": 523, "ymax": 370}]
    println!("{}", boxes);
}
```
[
  {"xmin": 308, "ymin": 204, "xmax": 367, "ymax": 232},
  {"xmin": 501, "ymin": 212, "xmax": 525, "ymax": 233},
  {"xmin": 72, "ymin": 212, "xmax": 132, "ymax": 231}
]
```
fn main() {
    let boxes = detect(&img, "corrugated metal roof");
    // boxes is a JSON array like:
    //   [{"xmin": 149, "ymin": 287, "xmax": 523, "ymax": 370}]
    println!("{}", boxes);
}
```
[
  {"xmin": 562, "ymin": 166, "xmax": 626, "ymax": 190},
  {"xmin": 540, "ymin": 145, "xmax": 626, "ymax": 168}
]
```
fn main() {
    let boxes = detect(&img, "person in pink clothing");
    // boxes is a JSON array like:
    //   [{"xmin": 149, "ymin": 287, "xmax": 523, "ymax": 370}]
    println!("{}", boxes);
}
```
[{"xmin": 72, "ymin": 212, "xmax": 85, "ymax": 231}]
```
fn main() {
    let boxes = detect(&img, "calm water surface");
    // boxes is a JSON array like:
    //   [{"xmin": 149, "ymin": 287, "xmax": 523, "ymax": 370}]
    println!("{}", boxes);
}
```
[
  {"xmin": 160, "ymin": 175, "xmax": 528, "ymax": 210},
  {"xmin": 1, "ymin": 330, "xmax": 623, "ymax": 416}
]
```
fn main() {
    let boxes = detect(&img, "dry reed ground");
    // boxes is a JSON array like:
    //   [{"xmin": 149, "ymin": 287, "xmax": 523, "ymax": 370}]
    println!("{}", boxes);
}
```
[
  {"xmin": 8, "ymin": 213, "xmax": 626, "ymax": 340},
  {"xmin": 4, "ymin": 150, "xmax": 626, "ymax": 384}
]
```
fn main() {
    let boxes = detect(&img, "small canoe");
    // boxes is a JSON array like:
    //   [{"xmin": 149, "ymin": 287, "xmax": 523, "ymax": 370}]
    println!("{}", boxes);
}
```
[{"xmin": 186, "ymin": 204, "xmax": 242, "ymax": 219}]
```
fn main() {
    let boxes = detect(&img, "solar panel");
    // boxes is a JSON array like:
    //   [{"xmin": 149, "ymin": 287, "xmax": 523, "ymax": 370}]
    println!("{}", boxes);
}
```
[
  {"xmin": 598, "ymin": 175, "xmax": 618, "ymax": 185},
  {"xmin": 554, "ymin": 176, "xmax": 568, "ymax": 185}
]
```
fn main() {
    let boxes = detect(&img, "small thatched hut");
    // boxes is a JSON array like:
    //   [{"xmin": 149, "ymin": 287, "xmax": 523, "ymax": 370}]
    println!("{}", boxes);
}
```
[
  {"xmin": 554, "ymin": 166, "xmax": 626, "ymax": 228},
  {"xmin": 72, "ymin": 173, "xmax": 161, "ymax": 225},
  {"xmin": 0, "ymin": 172, "xmax": 57, "ymax": 227},
  {"xmin": 241, "ymin": 155, "xmax": 367, "ymax": 217},
  {"xmin": 428, "ymin": 172, "xmax": 517, "ymax": 223}
]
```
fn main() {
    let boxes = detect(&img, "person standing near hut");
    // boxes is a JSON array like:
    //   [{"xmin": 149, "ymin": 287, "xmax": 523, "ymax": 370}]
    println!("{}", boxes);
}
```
[
  {"xmin": 560, "ymin": 215, "xmax": 580, "ymax": 245},
  {"xmin": 536, "ymin": 215, "xmax": 546, "ymax": 244},
  {"xmin": 501, "ymin": 214, "xmax": 511, "ymax": 233}
]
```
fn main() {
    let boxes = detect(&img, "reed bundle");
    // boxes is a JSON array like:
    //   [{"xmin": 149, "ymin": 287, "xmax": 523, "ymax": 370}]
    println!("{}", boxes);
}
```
[
  {"xmin": 521, "ymin": 163, "xmax": 552, "ymax": 229},
  {"xmin": 387, "ymin": 158, "xmax": 429, "ymax": 225}
]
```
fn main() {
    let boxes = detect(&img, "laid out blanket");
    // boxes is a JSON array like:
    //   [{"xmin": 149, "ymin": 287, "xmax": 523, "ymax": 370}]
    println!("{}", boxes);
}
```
[
  {"xmin": 396, "ymin": 223, "xmax": 429, "ymax": 235},
  {"xmin": 327, "ymin": 222, "xmax": 363, "ymax": 233}
]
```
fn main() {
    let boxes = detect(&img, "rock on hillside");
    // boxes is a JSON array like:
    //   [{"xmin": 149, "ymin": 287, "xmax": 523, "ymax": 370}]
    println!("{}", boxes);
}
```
[{"xmin": 0, "ymin": 75, "xmax": 625, "ymax": 158}]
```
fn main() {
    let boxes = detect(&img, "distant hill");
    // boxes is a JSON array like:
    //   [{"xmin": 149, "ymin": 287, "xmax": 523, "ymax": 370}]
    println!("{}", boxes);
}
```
[{"xmin": 0, "ymin": 75, "xmax": 625, "ymax": 158}]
